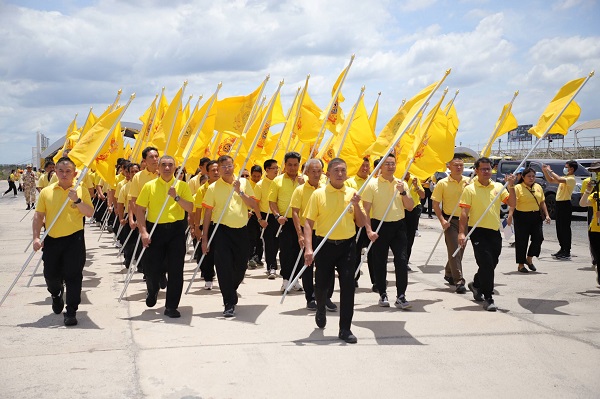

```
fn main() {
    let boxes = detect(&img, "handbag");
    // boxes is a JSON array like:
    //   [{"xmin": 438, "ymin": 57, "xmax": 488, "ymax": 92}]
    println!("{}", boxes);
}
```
[{"xmin": 526, "ymin": 183, "xmax": 544, "ymax": 220}]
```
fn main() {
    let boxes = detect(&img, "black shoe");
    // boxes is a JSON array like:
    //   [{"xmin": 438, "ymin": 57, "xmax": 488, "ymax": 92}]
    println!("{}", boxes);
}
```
[
  {"xmin": 306, "ymin": 300, "xmax": 317, "ymax": 310},
  {"xmin": 406, "ymin": 265, "xmax": 412, "ymax": 271},
  {"xmin": 468, "ymin": 282, "xmax": 484, "ymax": 302},
  {"xmin": 26, "ymin": 204, "xmax": 30, "ymax": 210},
  {"xmin": 164, "ymin": 308, "xmax": 181, "ymax": 318},
  {"xmin": 354, "ymin": 280, "xmax": 359, "ymax": 288},
  {"xmin": 63, "ymin": 313, "xmax": 78, "ymax": 326},
  {"xmin": 455, "ymin": 283, "xmax": 467, "ymax": 294},
  {"xmin": 145, "ymin": 290, "xmax": 158, "ymax": 307},
  {"xmin": 444, "ymin": 275, "xmax": 455, "ymax": 285},
  {"xmin": 223, "ymin": 304, "xmax": 235, "ymax": 318},
  {"xmin": 556, "ymin": 253, "xmax": 571, "ymax": 260},
  {"xmin": 315, "ymin": 309, "xmax": 326, "ymax": 328},
  {"xmin": 338, "ymin": 329, "xmax": 358, "ymax": 344},
  {"xmin": 31, "ymin": 203, "xmax": 35, "ymax": 209},
  {"xmin": 51, "ymin": 291, "xmax": 64, "ymax": 314},
  {"xmin": 159, "ymin": 273, "xmax": 168, "ymax": 289},
  {"xmin": 518, "ymin": 266, "xmax": 529, "ymax": 273},
  {"xmin": 551, "ymin": 250, "xmax": 564, "ymax": 257},
  {"xmin": 526, "ymin": 262, "xmax": 537, "ymax": 272},
  {"xmin": 325, "ymin": 298, "xmax": 338, "ymax": 312}
]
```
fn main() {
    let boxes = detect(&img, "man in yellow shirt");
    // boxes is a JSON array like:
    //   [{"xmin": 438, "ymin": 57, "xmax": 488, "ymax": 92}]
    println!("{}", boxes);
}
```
[
  {"xmin": 247, "ymin": 165, "xmax": 264, "ymax": 268},
  {"xmin": 37, "ymin": 161, "xmax": 55, "ymax": 192},
  {"xmin": 362, "ymin": 154, "xmax": 415, "ymax": 310},
  {"xmin": 136, "ymin": 155, "xmax": 193, "ymax": 318},
  {"xmin": 202, "ymin": 155, "xmax": 265, "ymax": 317},
  {"xmin": 269, "ymin": 152, "xmax": 303, "ymax": 291},
  {"xmin": 403, "ymin": 173, "xmax": 425, "ymax": 266},
  {"xmin": 303, "ymin": 158, "xmax": 366, "ymax": 343},
  {"xmin": 431, "ymin": 155, "xmax": 470, "ymax": 293},
  {"xmin": 32, "ymin": 157, "xmax": 94, "ymax": 326},
  {"xmin": 459, "ymin": 157, "xmax": 516, "ymax": 311},
  {"xmin": 117, "ymin": 163, "xmax": 140, "ymax": 268},
  {"xmin": 3, "ymin": 169, "xmax": 18, "ymax": 196},
  {"xmin": 579, "ymin": 162, "xmax": 600, "ymax": 283},
  {"xmin": 543, "ymin": 160, "xmax": 578, "ymax": 259},
  {"xmin": 254, "ymin": 159, "xmax": 279, "ymax": 278}
]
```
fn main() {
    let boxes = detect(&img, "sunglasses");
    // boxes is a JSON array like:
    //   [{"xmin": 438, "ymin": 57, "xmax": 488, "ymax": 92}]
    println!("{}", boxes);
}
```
[{"xmin": 241, "ymin": 174, "xmax": 249, "ymax": 178}]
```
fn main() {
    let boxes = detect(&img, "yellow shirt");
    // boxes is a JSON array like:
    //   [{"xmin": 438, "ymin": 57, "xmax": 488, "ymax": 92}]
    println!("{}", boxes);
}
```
[
  {"xmin": 407, "ymin": 176, "xmax": 423, "ymax": 204},
  {"xmin": 556, "ymin": 175, "xmax": 575, "ymax": 201},
  {"xmin": 304, "ymin": 183, "xmax": 358, "ymax": 240},
  {"xmin": 117, "ymin": 181, "xmax": 131, "ymax": 213},
  {"xmin": 268, "ymin": 174, "xmax": 300, "ymax": 218},
  {"xmin": 36, "ymin": 182, "xmax": 93, "ymax": 238},
  {"xmin": 136, "ymin": 177, "xmax": 193, "ymax": 224},
  {"xmin": 515, "ymin": 183, "xmax": 545, "ymax": 212},
  {"xmin": 290, "ymin": 183, "xmax": 319, "ymax": 226},
  {"xmin": 188, "ymin": 174, "xmax": 202, "ymax": 195},
  {"xmin": 249, "ymin": 180, "xmax": 257, "ymax": 190},
  {"xmin": 37, "ymin": 173, "xmax": 51, "ymax": 189},
  {"xmin": 431, "ymin": 175, "xmax": 470, "ymax": 215},
  {"xmin": 114, "ymin": 178, "xmax": 127, "ymax": 202},
  {"xmin": 460, "ymin": 180, "xmax": 509, "ymax": 230},
  {"xmin": 361, "ymin": 176, "xmax": 405, "ymax": 222},
  {"xmin": 344, "ymin": 175, "xmax": 367, "ymax": 191},
  {"xmin": 9, "ymin": 173, "xmax": 16, "ymax": 182},
  {"xmin": 254, "ymin": 177, "xmax": 274, "ymax": 213},
  {"xmin": 202, "ymin": 178, "xmax": 256, "ymax": 228},
  {"xmin": 586, "ymin": 193, "xmax": 600, "ymax": 233},
  {"xmin": 128, "ymin": 169, "xmax": 158, "ymax": 200}
]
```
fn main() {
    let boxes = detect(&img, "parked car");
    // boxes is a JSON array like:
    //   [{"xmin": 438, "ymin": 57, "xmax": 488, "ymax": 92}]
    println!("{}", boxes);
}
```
[
  {"xmin": 576, "ymin": 158, "xmax": 600, "ymax": 169},
  {"xmin": 494, "ymin": 159, "xmax": 590, "ymax": 219}
]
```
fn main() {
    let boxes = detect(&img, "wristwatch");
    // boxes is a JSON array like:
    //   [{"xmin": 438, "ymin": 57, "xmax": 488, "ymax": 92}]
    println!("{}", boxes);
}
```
[
  {"xmin": 399, "ymin": 191, "xmax": 407, "ymax": 196},
  {"xmin": 74, "ymin": 198, "xmax": 82, "ymax": 204},
  {"xmin": 239, "ymin": 191, "xmax": 244, "ymax": 196},
  {"xmin": 174, "ymin": 195, "xmax": 180, "ymax": 202},
  {"xmin": 274, "ymin": 214, "xmax": 281, "ymax": 219}
]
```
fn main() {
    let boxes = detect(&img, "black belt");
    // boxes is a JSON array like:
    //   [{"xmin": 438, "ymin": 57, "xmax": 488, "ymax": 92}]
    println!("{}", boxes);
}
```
[{"xmin": 318, "ymin": 237, "xmax": 352, "ymax": 246}]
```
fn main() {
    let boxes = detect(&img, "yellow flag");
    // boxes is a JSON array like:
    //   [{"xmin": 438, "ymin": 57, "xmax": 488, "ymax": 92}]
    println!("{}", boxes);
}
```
[
  {"xmin": 124, "ymin": 142, "xmax": 132, "ymax": 160},
  {"xmin": 146, "ymin": 92, "xmax": 169, "ymax": 150},
  {"xmin": 53, "ymin": 116, "xmax": 78, "ymax": 163},
  {"xmin": 181, "ymin": 94, "xmax": 218, "ymax": 171},
  {"xmin": 369, "ymin": 95, "xmax": 379, "ymax": 134},
  {"xmin": 94, "ymin": 122, "xmax": 124, "ymax": 188},
  {"xmin": 215, "ymin": 81, "xmax": 265, "ymax": 136},
  {"xmin": 151, "ymin": 86, "xmax": 184, "ymax": 155},
  {"xmin": 528, "ymin": 77, "xmax": 585, "ymax": 138},
  {"xmin": 331, "ymin": 66, "xmax": 347, "ymax": 103},
  {"xmin": 481, "ymin": 103, "xmax": 518, "ymax": 157},
  {"xmin": 366, "ymin": 81, "xmax": 438, "ymax": 157},
  {"xmin": 69, "ymin": 106, "xmax": 124, "ymax": 169},
  {"xmin": 444, "ymin": 102, "xmax": 460, "ymax": 138},
  {"xmin": 295, "ymin": 89, "xmax": 323, "ymax": 144},
  {"xmin": 132, "ymin": 96, "xmax": 158, "ymax": 161}
]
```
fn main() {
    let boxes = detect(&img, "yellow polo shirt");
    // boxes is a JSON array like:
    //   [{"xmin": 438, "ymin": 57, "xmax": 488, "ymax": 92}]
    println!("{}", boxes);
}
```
[
  {"xmin": 36, "ymin": 182, "xmax": 93, "ymax": 238},
  {"xmin": 188, "ymin": 174, "xmax": 201, "ymax": 195},
  {"xmin": 128, "ymin": 169, "xmax": 158, "ymax": 200},
  {"xmin": 345, "ymin": 175, "xmax": 367, "ymax": 191},
  {"xmin": 515, "ymin": 183, "xmax": 545, "ymax": 212},
  {"xmin": 431, "ymin": 175, "xmax": 470, "ymax": 215},
  {"xmin": 117, "ymin": 181, "xmax": 131, "ymax": 213},
  {"xmin": 114, "ymin": 178, "xmax": 127, "ymax": 201},
  {"xmin": 249, "ymin": 180, "xmax": 257, "ymax": 190},
  {"xmin": 459, "ymin": 180, "xmax": 509, "ymax": 230},
  {"xmin": 361, "ymin": 176, "xmax": 405, "ymax": 221},
  {"xmin": 290, "ymin": 183, "xmax": 319, "ymax": 226},
  {"xmin": 136, "ymin": 177, "xmax": 193, "ymax": 224},
  {"xmin": 304, "ymin": 183, "xmax": 358, "ymax": 240},
  {"xmin": 587, "ymin": 193, "xmax": 600, "ymax": 233},
  {"xmin": 407, "ymin": 175, "xmax": 423, "ymax": 204},
  {"xmin": 37, "ymin": 173, "xmax": 51, "ymax": 189},
  {"xmin": 193, "ymin": 181, "xmax": 211, "ymax": 216},
  {"xmin": 202, "ymin": 178, "xmax": 256, "ymax": 228},
  {"xmin": 556, "ymin": 175, "xmax": 575, "ymax": 201},
  {"xmin": 254, "ymin": 177, "xmax": 274, "ymax": 213},
  {"xmin": 268, "ymin": 174, "xmax": 300, "ymax": 218}
]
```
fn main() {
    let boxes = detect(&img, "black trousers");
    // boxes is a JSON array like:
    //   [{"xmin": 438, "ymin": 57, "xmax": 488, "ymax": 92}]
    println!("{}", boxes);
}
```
[
  {"xmin": 314, "ymin": 236, "xmax": 356, "ymax": 330},
  {"xmin": 121, "ymin": 224, "xmax": 141, "ymax": 268},
  {"xmin": 200, "ymin": 223, "xmax": 216, "ymax": 281},
  {"xmin": 354, "ymin": 226, "xmax": 374, "ymax": 284},
  {"xmin": 43, "ymin": 230, "xmax": 86, "ymax": 315},
  {"xmin": 261, "ymin": 212, "xmax": 279, "ymax": 270},
  {"xmin": 469, "ymin": 227, "xmax": 501, "ymax": 300},
  {"xmin": 214, "ymin": 225, "xmax": 249, "ymax": 307},
  {"xmin": 404, "ymin": 205, "xmax": 421, "ymax": 262},
  {"xmin": 4, "ymin": 181, "xmax": 17, "ymax": 195},
  {"xmin": 279, "ymin": 220, "xmax": 301, "ymax": 281},
  {"xmin": 370, "ymin": 219, "xmax": 408, "ymax": 298},
  {"xmin": 589, "ymin": 208, "xmax": 597, "ymax": 265},
  {"xmin": 589, "ymin": 230, "xmax": 600, "ymax": 269},
  {"xmin": 421, "ymin": 187, "xmax": 433, "ymax": 216},
  {"xmin": 513, "ymin": 210, "xmax": 544, "ymax": 264},
  {"xmin": 300, "ymin": 231, "xmax": 334, "ymax": 302},
  {"xmin": 144, "ymin": 220, "xmax": 186, "ymax": 310},
  {"xmin": 247, "ymin": 213, "xmax": 263, "ymax": 261},
  {"xmin": 555, "ymin": 200, "xmax": 572, "ymax": 254}
]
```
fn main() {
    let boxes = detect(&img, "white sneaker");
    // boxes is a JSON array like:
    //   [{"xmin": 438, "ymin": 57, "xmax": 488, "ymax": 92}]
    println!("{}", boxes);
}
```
[
  {"xmin": 378, "ymin": 294, "xmax": 390, "ymax": 307},
  {"xmin": 415, "ymin": 230, "xmax": 421, "ymax": 237},
  {"xmin": 268, "ymin": 269, "xmax": 276, "ymax": 279},
  {"xmin": 281, "ymin": 279, "xmax": 289, "ymax": 292},
  {"xmin": 204, "ymin": 281, "xmax": 213, "ymax": 290},
  {"xmin": 395, "ymin": 295, "xmax": 412, "ymax": 310},
  {"xmin": 293, "ymin": 281, "xmax": 303, "ymax": 291}
]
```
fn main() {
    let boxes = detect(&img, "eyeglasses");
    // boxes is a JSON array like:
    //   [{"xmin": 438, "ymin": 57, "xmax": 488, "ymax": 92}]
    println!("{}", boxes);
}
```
[
  {"xmin": 241, "ymin": 174, "xmax": 249, "ymax": 178},
  {"xmin": 478, "ymin": 168, "xmax": 492, "ymax": 172},
  {"xmin": 220, "ymin": 165, "xmax": 234, "ymax": 170},
  {"xmin": 383, "ymin": 162, "xmax": 396, "ymax": 167}
]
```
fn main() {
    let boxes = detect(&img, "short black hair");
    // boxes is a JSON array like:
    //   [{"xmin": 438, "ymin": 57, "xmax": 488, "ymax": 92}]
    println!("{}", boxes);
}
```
[
  {"xmin": 251, "ymin": 165, "xmax": 262, "ymax": 174},
  {"xmin": 142, "ymin": 146, "xmax": 159, "ymax": 160},
  {"xmin": 199, "ymin": 157, "xmax": 211, "ymax": 167},
  {"xmin": 566, "ymin": 160, "xmax": 578, "ymax": 172},
  {"xmin": 217, "ymin": 155, "xmax": 233, "ymax": 165},
  {"xmin": 450, "ymin": 154, "xmax": 464, "ymax": 162},
  {"xmin": 264, "ymin": 159, "xmax": 277, "ymax": 170},
  {"xmin": 44, "ymin": 160, "xmax": 55, "ymax": 168},
  {"xmin": 127, "ymin": 163, "xmax": 140, "ymax": 172},
  {"xmin": 327, "ymin": 158, "xmax": 346, "ymax": 171},
  {"xmin": 56, "ymin": 157, "xmax": 76, "ymax": 168},
  {"xmin": 284, "ymin": 152, "xmax": 301, "ymax": 163},
  {"xmin": 206, "ymin": 160, "xmax": 218, "ymax": 170},
  {"xmin": 474, "ymin": 157, "xmax": 492, "ymax": 169}
]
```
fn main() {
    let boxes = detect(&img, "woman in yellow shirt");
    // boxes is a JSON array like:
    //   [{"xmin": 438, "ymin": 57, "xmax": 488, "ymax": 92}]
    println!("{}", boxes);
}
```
[
  {"xmin": 511, "ymin": 167, "xmax": 551, "ymax": 273},
  {"xmin": 579, "ymin": 163, "xmax": 600, "ymax": 284}
]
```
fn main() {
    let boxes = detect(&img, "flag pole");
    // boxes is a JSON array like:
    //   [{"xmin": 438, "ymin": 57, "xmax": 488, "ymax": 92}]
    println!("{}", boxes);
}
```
[
  {"xmin": 336, "ymin": 86, "xmax": 365, "ymax": 154},
  {"xmin": 186, "ymin": 80, "xmax": 284, "ymax": 294},
  {"xmin": 453, "ymin": 72, "xmax": 594, "ymax": 257},
  {"xmin": 1, "ymin": 94, "xmax": 135, "ymax": 307},
  {"xmin": 76, "ymin": 107, "xmax": 94, "ymax": 144},
  {"xmin": 26, "ymin": 256, "xmax": 43, "ymax": 288},
  {"xmin": 142, "ymin": 88, "xmax": 165, "ymax": 151},
  {"xmin": 164, "ymin": 81, "xmax": 188, "ymax": 156},
  {"xmin": 229, "ymin": 96, "xmax": 267, "ymax": 159},
  {"xmin": 109, "ymin": 89, "xmax": 123, "ymax": 112},
  {"xmin": 479, "ymin": 91, "xmax": 520, "ymax": 158},
  {"xmin": 120, "ymin": 83, "xmax": 222, "ymax": 301},
  {"xmin": 309, "ymin": 55, "xmax": 354, "ymax": 159},
  {"xmin": 271, "ymin": 86, "xmax": 302, "ymax": 159},
  {"xmin": 284, "ymin": 76, "xmax": 310, "ymax": 158},
  {"xmin": 281, "ymin": 69, "xmax": 452, "ymax": 300},
  {"xmin": 177, "ymin": 95, "xmax": 202, "ymax": 142}
]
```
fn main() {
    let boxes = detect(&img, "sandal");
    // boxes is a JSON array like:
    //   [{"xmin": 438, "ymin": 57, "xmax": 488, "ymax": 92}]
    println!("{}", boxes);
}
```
[{"xmin": 526, "ymin": 262, "xmax": 537, "ymax": 272}]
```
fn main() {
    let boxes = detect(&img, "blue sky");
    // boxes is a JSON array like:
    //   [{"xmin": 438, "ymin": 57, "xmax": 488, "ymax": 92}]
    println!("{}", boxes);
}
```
[{"xmin": 0, "ymin": 0, "xmax": 598, "ymax": 164}]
